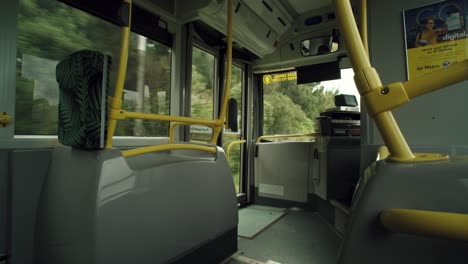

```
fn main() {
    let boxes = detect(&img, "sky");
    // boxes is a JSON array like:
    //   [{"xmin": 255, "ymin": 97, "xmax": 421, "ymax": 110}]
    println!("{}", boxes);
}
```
[{"xmin": 321, "ymin": 68, "xmax": 361, "ymax": 109}]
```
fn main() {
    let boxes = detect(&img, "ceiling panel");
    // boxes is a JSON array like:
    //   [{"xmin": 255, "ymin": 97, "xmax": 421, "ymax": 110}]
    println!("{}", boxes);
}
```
[{"xmin": 287, "ymin": 0, "xmax": 332, "ymax": 15}]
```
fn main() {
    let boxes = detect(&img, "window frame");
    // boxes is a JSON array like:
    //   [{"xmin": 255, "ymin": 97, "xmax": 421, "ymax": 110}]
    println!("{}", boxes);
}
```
[
  {"xmin": 5, "ymin": 0, "xmax": 176, "ymax": 149},
  {"xmin": 221, "ymin": 60, "xmax": 247, "ymax": 194},
  {"xmin": 187, "ymin": 40, "xmax": 220, "ymax": 142},
  {"xmin": 0, "ymin": 0, "xmax": 19, "ymax": 149}
]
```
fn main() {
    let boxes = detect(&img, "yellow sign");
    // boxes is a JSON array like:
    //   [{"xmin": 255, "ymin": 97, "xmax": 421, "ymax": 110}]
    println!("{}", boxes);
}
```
[
  {"xmin": 263, "ymin": 72, "xmax": 297, "ymax": 85},
  {"xmin": 263, "ymin": 75, "xmax": 273, "ymax": 84},
  {"xmin": 407, "ymin": 38, "xmax": 468, "ymax": 79}
]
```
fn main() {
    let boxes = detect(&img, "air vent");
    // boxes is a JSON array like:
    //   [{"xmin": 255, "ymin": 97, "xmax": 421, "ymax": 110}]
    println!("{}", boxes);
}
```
[
  {"xmin": 305, "ymin": 15, "xmax": 323, "ymax": 26},
  {"xmin": 266, "ymin": 29, "xmax": 271, "ymax": 38},
  {"xmin": 289, "ymin": 43, "xmax": 295, "ymax": 51},
  {"xmin": 262, "ymin": 0, "xmax": 273, "ymax": 12},
  {"xmin": 327, "ymin": 13, "xmax": 336, "ymax": 21},
  {"xmin": 277, "ymin": 17, "xmax": 286, "ymax": 27},
  {"xmin": 235, "ymin": 2, "xmax": 241, "ymax": 13}
]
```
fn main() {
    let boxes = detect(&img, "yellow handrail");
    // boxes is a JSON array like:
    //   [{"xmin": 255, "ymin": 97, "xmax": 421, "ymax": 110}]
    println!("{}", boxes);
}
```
[
  {"xmin": 168, "ymin": 122, "xmax": 185, "ymax": 143},
  {"xmin": 212, "ymin": 0, "xmax": 233, "ymax": 144},
  {"xmin": 380, "ymin": 208, "xmax": 468, "ymax": 241},
  {"xmin": 377, "ymin": 145, "xmax": 390, "ymax": 161},
  {"xmin": 106, "ymin": 0, "xmax": 132, "ymax": 148},
  {"xmin": 105, "ymin": 0, "xmax": 234, "ymax": 156},
  {"xmin": 110, "ymin": 109, "xmax": 220, "ymax": 128},
  {"xmin": 122, "ymin": 143, "xmax": 217, "ymax": 157},
  {"xmin": 403, "ymin": 60, "xmax": 468, "ymax": 99},
  {"xmin": 334, "ymin": 0, "xmax": 414, "ymax": 161},
  {"xmin": 334, "ymin": 0, "xmax": 468, "ymax": 162},
  {"xmin": 256, "ymin": 132, "xmax": 318, "ymax": 143},
  {"xmin": 358, "ymin": 0, "xmax": 368, "ymax": 55},
  {"xmin": 168, "ymin": 122, "xmax": 215, "ymax": 144},
  {"xmin": 226, "ymin": 140, "xmax": 246, "ymax": 160}
]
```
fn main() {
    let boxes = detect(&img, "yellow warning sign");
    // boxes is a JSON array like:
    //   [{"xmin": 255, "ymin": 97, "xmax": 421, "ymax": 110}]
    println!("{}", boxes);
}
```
[
  {"xmin": 263, "ymin": 75, "xmax": 273, "ymax": 85},
  {"xmin": 263, "ymin": 72, "xmax": 297, "ymax": 85}
]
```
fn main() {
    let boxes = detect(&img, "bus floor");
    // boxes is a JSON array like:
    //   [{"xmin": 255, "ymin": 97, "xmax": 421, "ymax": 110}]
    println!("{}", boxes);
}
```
[{"xmin": 226, "ymin": 206, "xmax": 342, "ymax": 264}]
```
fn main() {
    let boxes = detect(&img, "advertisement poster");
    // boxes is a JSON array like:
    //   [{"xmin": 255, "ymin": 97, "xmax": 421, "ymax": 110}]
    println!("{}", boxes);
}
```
[{"xmin": 403, "ymin": 0, "xmax": 468, "ymax": 79}]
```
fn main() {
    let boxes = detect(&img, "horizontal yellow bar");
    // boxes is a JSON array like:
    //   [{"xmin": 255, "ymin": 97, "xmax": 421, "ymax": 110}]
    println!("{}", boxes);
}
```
[
  {"xmin": 404, "ymin": 60, "xmax": 468, "ymax": 99},
  {"xmin": 226, "ymin": 140, "xmax": 246, "ymax": 160},
  {"xmin": 110, "ymin": 109, "xmax": 221, "ymax": 128},
  {"xmin": 121, "ymin": 143, "xmax": 217, "ymax": 157},
  {"xmin": 380, "ymin": 208, "xmax": 468, "ymax": 241},
  {"xmin": 256, "ymin": 132, "xmax": 318, "ymax": 143}
]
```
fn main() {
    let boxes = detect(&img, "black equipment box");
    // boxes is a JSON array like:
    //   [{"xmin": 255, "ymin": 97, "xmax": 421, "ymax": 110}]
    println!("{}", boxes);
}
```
[{"xmin": 317, "ymin": 107, "xmax": 360, "ymax": 137}]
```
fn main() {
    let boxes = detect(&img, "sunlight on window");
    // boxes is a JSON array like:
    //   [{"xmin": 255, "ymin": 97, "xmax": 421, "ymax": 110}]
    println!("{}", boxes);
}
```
[
  {"xmin": 321, "ymin": 68, "xmax": 360, "ymax": 110},
  {"xmin": 262, "ymin": 68, "xmax": 360, "ymax": 140}
]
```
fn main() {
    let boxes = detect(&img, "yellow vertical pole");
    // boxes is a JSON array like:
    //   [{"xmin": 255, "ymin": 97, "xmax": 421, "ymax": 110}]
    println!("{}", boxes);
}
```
[
  {"xmin": 359, "ymin": 0, "xmax": 369, "ymax": 55},
  {"xmin": 334, "ymin": 0, "xmax": 414, "ymax": 161},
  {"xmin": 211, "ymin": 0, "xmax": 233, "ymax": 144},
  {"xmin": 106, "ymin": 0, "xmax": 132, "ymax": 148}
]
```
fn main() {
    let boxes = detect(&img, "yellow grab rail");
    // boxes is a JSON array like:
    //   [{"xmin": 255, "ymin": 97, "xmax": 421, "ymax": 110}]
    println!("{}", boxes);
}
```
[
  {"xmin": 358, "ymin": 0, "xmax": 368, "ymax": 56},
  {"xmin": 334, "ymin": 0, "xmax": 414, "ymax": 161},
  {"xmin": 110, "ymin": 109, "xmax": 220, "ymax": 128},
  {"xmin": 106, "ymin": 0, "xmax": 132, "ymax": 148},
  {"xmin": 334, "ymin": 0, "xmax": 468, "ymax": 162},
  {"xmin": 105, "ymin": 0, "xmax": 234, "ymax": 156},
  {"xmin": 168, "ymin": 122, "xmax": 185, "ymax": 143},
  {"xmin": 403, "ymin": 60, "xmax": 468, "ymax": 99},
  {"xmin": 256, "ymin": 132, "xmax": 318, "ymax": 143},
  {"xmin": 377, "ymin": 146, "xmax": 390, "ymax": 161},
  {"xmin": 212, "ymin": 0, "xmax": 233, "ymax": 144},
  {"xmin": 226, "ymin": 140, "xmax": 246, "ymax": 160},
  {"xmin": 168, "ymin": 122, "xmax": 215, "ymax": 143},
  {"xmin": 380, "ymin": 208, "xmax": 468, "ymax": 241},
  {"xmin": 122, "ymin": 143, "xmax": 217, "ymax": 157}
]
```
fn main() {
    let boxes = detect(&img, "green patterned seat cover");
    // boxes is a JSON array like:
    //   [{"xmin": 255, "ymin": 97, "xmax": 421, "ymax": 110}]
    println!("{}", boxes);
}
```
[{"xmin": 56, "ymin": 50, "xmax": 112, "ymax": 149}]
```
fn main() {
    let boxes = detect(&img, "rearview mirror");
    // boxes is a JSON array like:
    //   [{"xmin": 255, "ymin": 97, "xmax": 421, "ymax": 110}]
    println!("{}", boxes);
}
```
[{"xmin": 300, "ymin": 36, "xmax": 339, "ymax": 56}]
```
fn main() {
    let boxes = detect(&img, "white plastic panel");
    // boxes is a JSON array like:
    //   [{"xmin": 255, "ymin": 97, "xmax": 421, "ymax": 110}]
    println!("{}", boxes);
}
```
[
  {"xmin": 253, "ymin": 6, "xmax": 345, "ymax": 73},
  {"xmin": 241, "ymin": 0, "xmax": 293, "ymax": 36},
  {"xmin": 179, "ymin": 0, "xmax": 282, "ymax": 58},
  {"xmin": 255, "ymin": 142, "xmax": 312, "ymax": 202}
]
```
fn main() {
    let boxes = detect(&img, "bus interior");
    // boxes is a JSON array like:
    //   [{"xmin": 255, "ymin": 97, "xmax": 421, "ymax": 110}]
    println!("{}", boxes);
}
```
[{"xmin": 1, "ymin": 0, "xmax": 468, "ymax": 263}]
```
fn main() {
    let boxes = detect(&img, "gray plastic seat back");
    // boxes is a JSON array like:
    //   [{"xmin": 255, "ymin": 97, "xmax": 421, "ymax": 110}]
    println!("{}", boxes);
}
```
[
  {"xmin": 339, "ymin": 158, "xmax": 468, "ymax": 264},
  {"xmin": 35, "ymin": 146, "xmax": 238, "ymax": 264}
]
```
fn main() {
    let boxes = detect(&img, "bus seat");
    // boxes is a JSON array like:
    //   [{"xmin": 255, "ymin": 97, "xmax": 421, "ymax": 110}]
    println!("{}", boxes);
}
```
[
  {"xmin": 34, "ymin": 50, "xmax": 238, "ymax": 264},
  {"xmin": 339, "ymin": 158, "xmax": 468, "ymax": 264}
]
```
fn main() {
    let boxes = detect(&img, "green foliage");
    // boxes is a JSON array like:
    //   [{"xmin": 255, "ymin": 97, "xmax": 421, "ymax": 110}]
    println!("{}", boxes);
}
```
[
  {"xmin": 15, "ymin": 0, "xmax": 171, "ymax": 136},
  {"xmin": 263, "ymin": 75, "xmax": 338, "ymax": 136}
]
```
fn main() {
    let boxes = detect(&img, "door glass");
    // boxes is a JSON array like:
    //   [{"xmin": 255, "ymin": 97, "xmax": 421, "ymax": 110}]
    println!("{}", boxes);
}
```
[
  {"xmin": 190, "ymin": 46, "xmax": 215, "ymax": 143},
  {"xmin": 223, "ymin": 65, "xmax": 243, "ymax": 193}
]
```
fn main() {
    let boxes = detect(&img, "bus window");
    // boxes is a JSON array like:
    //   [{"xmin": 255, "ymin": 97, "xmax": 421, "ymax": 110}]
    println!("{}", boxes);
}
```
[
  {"xmin": 190, "ymin": 46, "xmax": 215, "ymax": 143},
  {"xmin": 262, "ymin": 68, "xmax": 359, "ymax": 141},
  {"xmin": 321, "ymin": 68, "xmax": 360, "ymax": 110},
  {"xmin": 15, "ymin": 0, "xmax": 171, "ymax": 137},
  {"xmin": 223, "ymin": 65, "xmax": 243, "ymax": 193}
]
